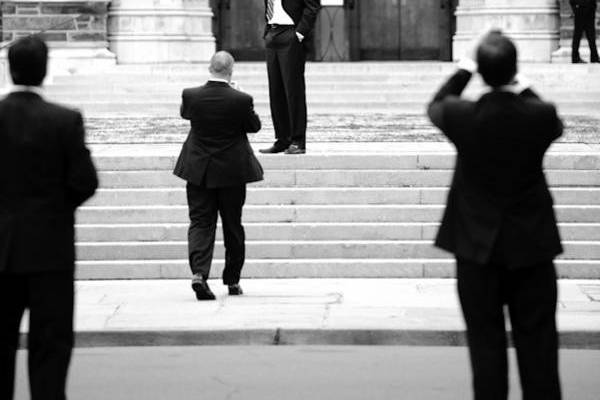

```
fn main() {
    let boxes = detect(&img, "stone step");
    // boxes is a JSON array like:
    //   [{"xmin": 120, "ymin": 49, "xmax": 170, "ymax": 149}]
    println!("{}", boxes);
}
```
[
  {"xmin": 86, "ymin": 187, "xmax": 600, "ymax": 206},
  {"xmin": 73, "ymin": 258, "xmax": 600, "ymax": 280},
  {"xmin": 76, "ymin": 205, "xmax": 600, "ymax": 224},
  {"xmin": 90, "ymin": 152, "xmax": 600, "ymax": 171},
  {"xmin": 50, "ymin": 68, "xmax": 600, "ymax": 84},
  {"xmin": 66, "ymin": 61, "xmax": 600, "ymax": 74},
  {"xmin": 74, "ymin": 240, "xmax": 600, "ymax": 261},
  {"xmin": 46, "ymin": 80, "xmax": 600, "ymax": 93},
  {"xmin": 96, "ymin": 169, "xmax": 600, "ymax": 189},
  {"xmin": 44, "ymin": 90, "xmax": 600, "ymax": 104},
  {"xmin": 60, "ymin": 101, "xmax": 600, "ymax": 117},
  {"xmin": 74, "ymin": 222, "xmax": 600, "ymax": 242}
]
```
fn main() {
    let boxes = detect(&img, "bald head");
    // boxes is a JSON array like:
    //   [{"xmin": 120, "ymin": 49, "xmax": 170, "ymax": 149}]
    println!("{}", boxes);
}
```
[{"xmin": 209, "ymin": 51, "xmax": 234, "ymax": 81}]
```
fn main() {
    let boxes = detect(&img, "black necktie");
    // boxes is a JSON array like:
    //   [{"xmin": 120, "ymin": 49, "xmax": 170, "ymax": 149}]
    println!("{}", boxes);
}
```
[{"xmin": 266, "ymin": 0, "xmax": 274, "ymax": 21}]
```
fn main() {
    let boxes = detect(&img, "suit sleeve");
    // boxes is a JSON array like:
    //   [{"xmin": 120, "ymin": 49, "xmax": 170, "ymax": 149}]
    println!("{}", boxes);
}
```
[
  {"xmin": 180, "ymin": 89, "xmax": 190, "ymax": 120},
  {"xmin": 547, "ymin": 104, "xmax": 563, "ymax": 141},
  {"xmin": 64, "ymin": 112, "xmax": 98, "ymax": 209},
  {"xmin": 427, "ymin": 69, "xmax": 473, "ymax": 139},
  {"xmin": 243, "ymin": 96, "xmax": 262, "ymax": 134},
  {"xmin": 296, "ymin": 0, "xmax": 321, "ymax": 37}
]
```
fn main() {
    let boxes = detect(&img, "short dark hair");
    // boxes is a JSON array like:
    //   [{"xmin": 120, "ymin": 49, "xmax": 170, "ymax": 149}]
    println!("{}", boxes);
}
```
[
  {"xmin": 476, "ymin": 31, "xmax": 517, "ymax": 88},
  {"xmin": 8, "ymin": 36, "xmax": 48, "ymax": 86}
]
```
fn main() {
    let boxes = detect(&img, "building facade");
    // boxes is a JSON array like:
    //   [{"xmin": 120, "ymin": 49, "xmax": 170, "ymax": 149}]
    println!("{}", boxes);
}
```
[{"xmin": 0, "ymin": 0, "xmax": 598, "ymax": 72}]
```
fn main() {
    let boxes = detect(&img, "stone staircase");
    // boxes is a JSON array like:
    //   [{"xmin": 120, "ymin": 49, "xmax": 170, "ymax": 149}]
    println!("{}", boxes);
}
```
[
  {"xmin": 45, "ymin": 62, "xmax": 600, "ymax": 117},
  {"xmin": 26, "ymin": 62, "xmax": 600, "ymax": 279},
  {"xmin": 76, "ymin": 144, "xmax": 600, "ymax": 280}
]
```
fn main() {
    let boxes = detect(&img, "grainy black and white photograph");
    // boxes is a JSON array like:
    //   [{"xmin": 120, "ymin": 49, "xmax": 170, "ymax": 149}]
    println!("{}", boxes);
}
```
[{"xmin": 1, "ymin": 0, "xmax": 600, "ymax": 399}]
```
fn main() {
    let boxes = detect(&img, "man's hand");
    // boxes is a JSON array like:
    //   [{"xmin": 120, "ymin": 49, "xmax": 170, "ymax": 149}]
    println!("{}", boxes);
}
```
[
  {"xmin": 296, "ymin": 32, "xmax": 304, "ymax": 42},
  {"xmin": 230, "ymin": 80, "xmax": 241, "ymax": 91},
  {"xmin": 458, "ymin": 28, "xmax": 503, "ymax": 73}
]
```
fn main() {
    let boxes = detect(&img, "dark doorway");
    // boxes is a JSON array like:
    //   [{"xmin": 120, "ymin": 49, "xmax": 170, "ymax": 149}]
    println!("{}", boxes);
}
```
[
  {"xmin": 209, "ymin": 0, "xmax": 455, "ymax": 62},
  {"xmin": 348, "ymin": 0, "xmax": 456, "ymax": 61},
  {"xmin": 210, "ymin": 0, "xmax": 266, "ymax": 61}
]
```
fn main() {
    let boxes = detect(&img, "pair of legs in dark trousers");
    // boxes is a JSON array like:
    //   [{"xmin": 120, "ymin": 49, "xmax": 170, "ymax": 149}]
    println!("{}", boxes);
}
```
[
  {"xmin": 0, "ymin": 271, "xmax": 74, "ymax": 400},
  {"xmin": 456, "ymin": 258, "xmax": 561, "ymax": 400},
  {"xmin": 187, "ymin": 183, "xmax": 246, "ymax": 284},
  {"xmin": 572, "ymin": 6, "xmax": 599, "ymax": 62},
  {"xmin": 265, "ymin": 26, "xmax": 308, "ymax": 149}
]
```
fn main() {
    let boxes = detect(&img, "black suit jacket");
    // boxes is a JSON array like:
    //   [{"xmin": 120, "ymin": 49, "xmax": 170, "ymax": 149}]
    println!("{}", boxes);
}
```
[
  {"xmin": 264, "ymin": 0, "xmax": 321, "ymax": 37},
  {"xmin": 173, "ymin": 81, "xmax": 263, "ymax": 188},
  {"xmin": 0, "ymin": 92, "xmax": 98, "ymax": 273},
  {"xmin": 427, "ymin": 70, "xmax": 564, "ymax": 268},
  {"xmin": 570, "ymin": 0, "xmax": 597, "ymax": 9}
]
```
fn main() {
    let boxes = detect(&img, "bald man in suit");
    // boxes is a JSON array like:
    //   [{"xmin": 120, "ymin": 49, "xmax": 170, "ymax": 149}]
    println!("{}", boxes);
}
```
[{"xmin": 174, "ymin": 51, "xmax": 263, "ymax": 300}]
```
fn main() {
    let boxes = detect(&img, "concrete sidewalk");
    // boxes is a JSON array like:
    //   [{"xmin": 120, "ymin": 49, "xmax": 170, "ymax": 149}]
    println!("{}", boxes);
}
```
[{"xmin": 20, "ymin": 279, "xmax": 600, "ymax": 348}]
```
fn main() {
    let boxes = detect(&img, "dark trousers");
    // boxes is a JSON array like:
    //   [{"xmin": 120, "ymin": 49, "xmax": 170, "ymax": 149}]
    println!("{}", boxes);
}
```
[
  {"xmin": 572, "ymin": 6, "xmax": 599, "ymax": 61},
  {"xmin": 0, "ymin": 271, "xmax": 74, "ymax": 400},
  {"xmin": 186, "ymin": 183, "xmax": 246, "ymax": 284},
  {"xmin": 265, "ymin": 25, "xmax": 307, "ymax": 148},
  {"xmin": 456, "ymin": 258, "xmax": 561, "ymax": 400}
]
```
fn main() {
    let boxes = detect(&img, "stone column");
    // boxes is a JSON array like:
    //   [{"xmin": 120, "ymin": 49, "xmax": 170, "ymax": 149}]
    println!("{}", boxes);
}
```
[
  {"xmin": 107, "ymin": 0, "xmax": 215, "ymax": 63},
  {"xmin": 552, "ymin": 0, "xmax": 599, "ymax": 62},
  {"xmin": 0, "ymin": 0, "xmax": 116, "ymax": 80},
  {"xmin": 453, "ymin": 0, "xmax": 561, "ymax": 62}
]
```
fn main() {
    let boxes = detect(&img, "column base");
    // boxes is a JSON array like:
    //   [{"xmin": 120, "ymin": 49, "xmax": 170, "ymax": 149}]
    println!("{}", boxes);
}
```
[
  {"xmin": 552, "ymin": 44, "xmax": 598, "ymax": 63},
  {"xmin": 47, "ymin": 46, "xmax": 117, "ymax": 76},
  {"xmin": 108, "ymin": 36, "xmax": 216, "ymax": 64},
  {"xmin": 454, "ymin": 33, "xmax": 560, "ymax": 63},
  {"xmin": 0, "ymin": 46, "xmax": 117, "ymax": 88}
]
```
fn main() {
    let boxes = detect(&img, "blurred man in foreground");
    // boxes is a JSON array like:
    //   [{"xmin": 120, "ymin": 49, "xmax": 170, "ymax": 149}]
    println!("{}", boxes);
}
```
[
  {"xmin": 0, "ymin": 36, "xmax": 98, "ymax": 400},
  {"xmin": 428, "ymin": 31, "xmax": 563, "ymax": 399}
]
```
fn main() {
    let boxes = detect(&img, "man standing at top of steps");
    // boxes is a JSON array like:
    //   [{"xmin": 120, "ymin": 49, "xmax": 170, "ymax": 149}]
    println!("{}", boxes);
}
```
[
  {"xmin": 428, "ymin": 30, "xmax": 563, "ymax": 400},
  {"xmin": 570, "ymin": 0, "xmax": 599, "ymax": 63},
  {"xmin": 0, "ymin": 36, "xmax": 98, "ymax": 400},
  {"xmin": 259, "ymin": 0, "xmax": 321, "ymax": 155},
  {"xmin": 173, "ymin": 51, "xmax": 263, "ymax": 300}
]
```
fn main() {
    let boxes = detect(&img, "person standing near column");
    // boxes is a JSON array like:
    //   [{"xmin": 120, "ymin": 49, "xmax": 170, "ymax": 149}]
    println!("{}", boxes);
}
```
[
  {"xmin": 570, "ymin": 0, "xmax": 599, "ymax": 63},
  {"xmin": 259, "ymin": 0, "xmax": 321, "ymax": 155}
]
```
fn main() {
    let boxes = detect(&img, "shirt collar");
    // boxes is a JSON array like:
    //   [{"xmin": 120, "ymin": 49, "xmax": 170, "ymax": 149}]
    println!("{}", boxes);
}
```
[
  {"xmin": 207, "ymin": 78, "xmax": 230, "ymax": 84},
  {"xmin": 10, "ymin": 85, "xmax": 44, "ymax": 97}
]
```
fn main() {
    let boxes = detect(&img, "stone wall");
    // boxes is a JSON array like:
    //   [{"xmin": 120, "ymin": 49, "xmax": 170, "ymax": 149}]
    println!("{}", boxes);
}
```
[
  {"xmin": 0, "ymin": 1, "xmax": 116, "ymax": 82},
  {"xmin": 453, "ymin": 0, "xmax": 561, "ymax": 62},
  {"xmin": 108, "ymin": 0, "xmax": 215, "ymax": 63},
  {"xmin": 1, "ymin": 1, "xmax": 108, "ymax": 47}
]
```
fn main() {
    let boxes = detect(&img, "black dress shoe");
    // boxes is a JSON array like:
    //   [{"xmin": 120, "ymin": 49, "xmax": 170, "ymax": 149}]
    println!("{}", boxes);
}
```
[
  {"xmin": 259, "ymin": 144, "xmax": 288, "ymax": 154},
  {"xmin": 572, "ymin": 58, "xmax": 587, "ymax": 64},
  {"xmin": 228, "ymin": 284, "xmax": 244, "ymax": 296},
  {"xmin": 192, "ymin": 279, "xmax": 216, "ymax": 301},
  {"xmin": 284, "ymin": 144, "xmax": 306, "ymax": 154},
  {"xmin": 592, "ymin": 59, "xmax": 600, "ymax": 64}
]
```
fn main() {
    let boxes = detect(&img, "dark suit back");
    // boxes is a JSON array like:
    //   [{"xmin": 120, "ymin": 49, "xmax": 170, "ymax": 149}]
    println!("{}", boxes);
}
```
[
  {"xmin": 0, "ymin": 92, "xmax": 98, "ymax": 273},
  {"xmin": 173, "ymin": 81, "xmax": 264, "ymax": 188},
  {"xmin": 428, "ymin": 70, "xmax": 564, "ymax": 268},
  {"xmin": 570, "ymin": 0, "xmax": 597, "ymax": 9}
]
